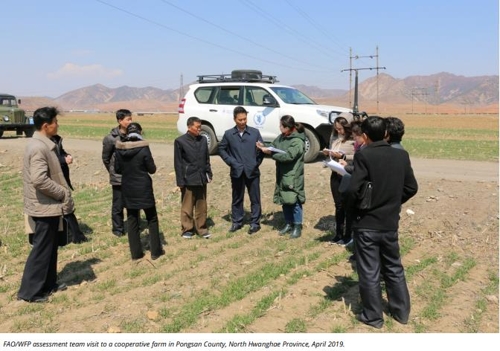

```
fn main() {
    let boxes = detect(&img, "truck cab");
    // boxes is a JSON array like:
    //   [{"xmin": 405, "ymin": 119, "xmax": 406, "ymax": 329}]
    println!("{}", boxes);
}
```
[{"xmin": 0, "ymin": 94, "xmax": 35, "ymax": 138}]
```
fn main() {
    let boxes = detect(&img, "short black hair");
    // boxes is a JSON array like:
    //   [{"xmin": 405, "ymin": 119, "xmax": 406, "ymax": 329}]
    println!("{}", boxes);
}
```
[
  {"xmin": 116, "ymin": 109, "xmax": 132, "ymax": 121},
  {"xmin": 187, "ymin": 116, "xmax": 201, "ymax": 127},
  {"xmin": 351, "ymin": 120, "xmax": 363, "ymax": 136},
  {"xmin": 126, "ymin": 122, "xmax": 142, "ymax": 135},
  {"xmin": 385, "ymin": 116, "xmax": 405, "ymax": 143},
  {"xmin": 33, "ymin": 106, "xmax": 60, "ymax": 130},
  {"xmin": 233, "ymin": 106, "xmax": 248, "ymax": 118},
  {"xmin": 361, "ymin": 116, "xmax": 386, "ymax": 142}
]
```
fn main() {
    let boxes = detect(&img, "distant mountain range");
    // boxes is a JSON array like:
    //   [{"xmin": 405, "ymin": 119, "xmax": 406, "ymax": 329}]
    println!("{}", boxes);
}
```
[{"xmin": 20, "ymin": 72, "xmax": 498, "ymax": 112}]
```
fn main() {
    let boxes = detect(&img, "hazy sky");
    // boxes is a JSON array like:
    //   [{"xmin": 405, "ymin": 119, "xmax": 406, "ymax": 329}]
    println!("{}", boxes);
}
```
[{"xmin": 2, "ymin": 0, "xmax": 498, "ymax": 98}]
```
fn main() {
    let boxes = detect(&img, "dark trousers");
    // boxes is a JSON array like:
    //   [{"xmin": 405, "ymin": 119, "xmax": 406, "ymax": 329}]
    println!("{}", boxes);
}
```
[
  {"xmin": 231, "ymin": 174, "xmax": 261, "ymax": 226},
  {"xmin": 126, "ymin": 207, "xmax": 162, "ymax": 259},
  {"xmin": 180, "ymin": 185, "xmax": 208, "ymax": 236},
  {"xmin": 330, "ymin": 172, "xmax": 352, "ymax": 239},
  {"xmin": 112, "ymin": 185, "xmax": 125, "ymax": 234},
  {"xmin": 354, "ymin": 229, "xmax": 411, "ymax": 326},
  {"xmin": 18, "ymin": 216, "xmax": 60, "ymax": 300}
]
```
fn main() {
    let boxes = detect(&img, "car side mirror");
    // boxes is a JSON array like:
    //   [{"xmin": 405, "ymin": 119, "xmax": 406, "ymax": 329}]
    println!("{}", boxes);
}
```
[
  {"xmin": 262, "ymin": 95, "xmax": 276, "ymax": 106},
  {"xmin": 328, "ymin": 111, "xmax": 339, "ymax": 124}
]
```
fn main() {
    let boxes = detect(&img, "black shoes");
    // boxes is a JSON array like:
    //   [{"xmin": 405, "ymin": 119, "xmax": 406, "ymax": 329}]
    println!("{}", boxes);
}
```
[
  {"xmin": 228, "ymin": 224, "xmax": 242, "ymax": 233},
  {"xmin": 18, "ymin": 295, "xmax": 48, "ymax": 303},
  {"xmin": 278, "ymin": 223, "xmax": 293, "ymax": 236},
  {"xmin": 112, "ymin": 231, "xmax": 125, "ymax": 237},
  {"xmin": 50, "ymin": 283, "xmax": 68, "ymax": 293},
  {"xmin": 72, "ymin": 235, "xmax": 88, "ymax": 244},
  {"xmin": 290, "ymin": 224, "xmax": 302, "ymax": 239},
  {"xmin": 151, "ymin": 249, "xmax": 165, "ymax": 260},
  {"xmin": 132, "ymin": 252, "xmax": 145, "ymax": 260},
  {"xmin": 355, "ymin": 313, "xmax": 384, "ymax": 329},
  {"xmin": 247, "ymin": 225, "xmax": 261, "ymax": 235}
]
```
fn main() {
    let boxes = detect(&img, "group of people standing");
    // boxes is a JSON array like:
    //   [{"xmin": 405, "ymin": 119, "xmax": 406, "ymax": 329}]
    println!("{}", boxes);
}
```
[{"xmin": 17, "ymin": 105, "xmax": 418, "ymax": 331}]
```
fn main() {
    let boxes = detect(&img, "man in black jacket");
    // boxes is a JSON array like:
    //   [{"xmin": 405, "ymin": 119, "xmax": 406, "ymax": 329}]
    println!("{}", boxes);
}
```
[
  {"xmin": 174, "ymin": 117, "xmax": 213, "ymax": 239},
  {"xmin": 347, "ymin": 116, "xmax": 418, "ymax": 329},
  {"xmin": 102, "ymin": 109, "xmax": 133, "ymax": 237},
  {"xmin": 50, "ymin": 134, "xmax": 88, "ymax": 244},
  {"xmin": 218, "ymin": 106, "xmax": 264, "ymax": 235}
]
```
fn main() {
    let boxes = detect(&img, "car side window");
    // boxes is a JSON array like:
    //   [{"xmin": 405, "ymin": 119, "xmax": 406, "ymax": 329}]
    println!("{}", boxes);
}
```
[
  {"xmin": 194, "ymin": 87, "xmax": 216, "ymax": 104},
  {"xmin": 216, "ymin": 87, "xmax": 240, "ymax": 105},
  {"xmin": 244, "ymin": 87, "xmax": 271, "ymax": 107}
]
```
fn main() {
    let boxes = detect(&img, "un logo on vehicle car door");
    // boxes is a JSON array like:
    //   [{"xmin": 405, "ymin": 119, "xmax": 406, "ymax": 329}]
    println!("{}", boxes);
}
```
[{"xmin": 253, "ymin": 112, "xmax": 265, "ymax": 127}]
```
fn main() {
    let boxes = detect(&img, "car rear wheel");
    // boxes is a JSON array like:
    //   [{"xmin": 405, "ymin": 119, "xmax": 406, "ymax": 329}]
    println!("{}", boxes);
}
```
[
  {"xmin": 303, "ymin": 128, "xmax": 320, "ymax": 163},
  {"xmin": 24, "ymin": 128, "xmax": 35, "ymax": 138},
  {"xmin": 200, "ymin": 124, "xmax": 218, "ymax": 154}
]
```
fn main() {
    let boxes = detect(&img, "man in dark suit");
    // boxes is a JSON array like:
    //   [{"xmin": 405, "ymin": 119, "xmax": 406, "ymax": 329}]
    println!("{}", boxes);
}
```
[
  {"xmin": 174, "ymin": 117, "xmax": 213, "ymax": 239},
  {"xmin": 347, "ymin": 116, "xmax": 418, "ymax": 329},
  {"xmin": 218, "ymin": 106, "xmax": 264, "ymax": 235}
]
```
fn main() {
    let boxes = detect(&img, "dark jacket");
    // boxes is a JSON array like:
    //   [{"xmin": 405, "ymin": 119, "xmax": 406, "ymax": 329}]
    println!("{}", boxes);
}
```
[
  {"xmin": 271, "ymin": 131, "xmax": 306, "ymax": 205},
  {"xmin": 50, "ymin": 134, "xmax": 73, "ymax": 190},
  {"xmin": 102, "ymin": 127, "xmax": 127, "ymax": 186},
  {"xmin": 346, "ymin": 140, "xmax": 418, "ymax": 231},
  {"xmin": 218, "ymin": 125, "xmax": 264, "ymax": 178},
  {"xmin": 174, "ymin": 132, "xmax": 213, "ymax": 187},
  {"xmin": 115, "ymin": 139, "xmax": 157, "ymax": 210}
]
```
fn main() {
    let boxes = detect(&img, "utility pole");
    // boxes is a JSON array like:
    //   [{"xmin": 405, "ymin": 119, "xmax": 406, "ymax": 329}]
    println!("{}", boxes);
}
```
[
  {"xmin": 350, "ymin": 48, "xmax": 382, "ymax": 113},
  {"xmin": 341, "ymin": 66, "xmax": 386, "ymax": 115},
  {"xmin": 179, "ymin": 74, "xmax": 184, "ymax": 102},
  {"xmin": 349, "ymin": 47, "xmax": 353, "ymax": 108},
  {"xmin": 411, "ymin": 87, "xmax": 429, "ymax": 114}
]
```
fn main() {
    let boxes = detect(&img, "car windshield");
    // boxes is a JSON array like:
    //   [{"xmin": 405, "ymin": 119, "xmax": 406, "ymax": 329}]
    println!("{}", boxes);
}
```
[
  {"xmin": 270, "ymin": 87, "xmax": 316, "ymax": 105},
  {"xmin": 0, "ymin": 96, "xmax": 17, "ymax": 107}
]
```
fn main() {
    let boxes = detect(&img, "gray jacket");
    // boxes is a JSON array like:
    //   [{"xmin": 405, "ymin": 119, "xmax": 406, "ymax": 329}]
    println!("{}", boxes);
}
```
[{"xmin": 23, "ymin": 131, "xmax": 74, "ymax": 217}]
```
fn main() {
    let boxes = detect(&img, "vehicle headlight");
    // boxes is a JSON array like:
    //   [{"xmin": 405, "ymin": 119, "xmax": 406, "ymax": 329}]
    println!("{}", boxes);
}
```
[
  {"xmin": 316, "ymin": 109, "xmax": 329, "ymax": 118},
  {"xmin": 2, "ymin": 115, "xmax": 9, "ymax": 122}
]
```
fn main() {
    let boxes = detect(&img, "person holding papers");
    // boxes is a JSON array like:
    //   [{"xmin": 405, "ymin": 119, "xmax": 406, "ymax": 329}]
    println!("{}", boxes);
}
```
[
  {"xmin": 322, "ymin": 115, "xmax": 355, "ymax": 246},
  {"xmin": 218, "ymin": 106, "xmax": 264, "ymax": 235},
  {"xmin": 257, "ymin": 115, "xmax": 305, "ymax": 239}
]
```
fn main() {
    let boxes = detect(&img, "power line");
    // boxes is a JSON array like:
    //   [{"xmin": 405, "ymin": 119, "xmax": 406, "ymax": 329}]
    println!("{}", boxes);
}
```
[
  {"xmin": 160, "ymin": 0, "xmax": 331, "ymax": 70},
  {"xmin": 284, "ymin": 0, "xmax": 350, "ymax": 57},
  {"xmin": 95, "ymin": 0, "xmax": 323, "ymax": 73},
  {"xmin": 240, "ymin": 0, "xmax": 343, "ymax": 62}
]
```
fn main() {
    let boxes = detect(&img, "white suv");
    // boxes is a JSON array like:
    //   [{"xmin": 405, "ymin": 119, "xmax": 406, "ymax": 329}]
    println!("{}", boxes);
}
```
[{"xmin": 177, "ymin": 70, "xmax": 351, "ymax": 163}]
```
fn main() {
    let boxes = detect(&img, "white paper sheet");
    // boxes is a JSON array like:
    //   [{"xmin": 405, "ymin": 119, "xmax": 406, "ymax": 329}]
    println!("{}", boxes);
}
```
[{"xmin": 324, "ymin": 159, "xmax": 347, "ymax": 175}]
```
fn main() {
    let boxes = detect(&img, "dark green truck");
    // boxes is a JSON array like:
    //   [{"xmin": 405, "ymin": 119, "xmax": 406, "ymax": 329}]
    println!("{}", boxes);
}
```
[{"xmin": 0, "ymin": 94, "xmax": 35, "ymax": 138}]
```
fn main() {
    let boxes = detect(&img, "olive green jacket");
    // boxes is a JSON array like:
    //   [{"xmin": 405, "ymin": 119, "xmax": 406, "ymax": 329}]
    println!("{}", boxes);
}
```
[{"xmin": 271, "ymin": 131, "xmax": 306, "ymax": 205}]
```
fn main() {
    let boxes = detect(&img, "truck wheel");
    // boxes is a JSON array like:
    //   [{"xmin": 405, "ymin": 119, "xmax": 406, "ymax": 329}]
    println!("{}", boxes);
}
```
[
  {"xmin": 200, "ymin": 125, "xmax": 218, "ymax": 154},
  {"xmin": 24, "ymin": 128, "xmax": 35, "ymax": 138},
  {"xmin": 303, "ymin": 128, "xmax": 320, "ymax": 163}
]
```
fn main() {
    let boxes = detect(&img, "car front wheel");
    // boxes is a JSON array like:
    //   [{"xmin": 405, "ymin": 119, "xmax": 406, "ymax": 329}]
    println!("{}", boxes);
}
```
[{"xmin": 303, "ymin": 128, "xmax": 320, "ymax": 163}]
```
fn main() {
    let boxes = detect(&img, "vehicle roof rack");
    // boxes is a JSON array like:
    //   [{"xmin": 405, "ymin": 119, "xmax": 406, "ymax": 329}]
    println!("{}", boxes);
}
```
[{"xmin": 197, "ymin": 73, "xmax": 278, "ymax": 84}]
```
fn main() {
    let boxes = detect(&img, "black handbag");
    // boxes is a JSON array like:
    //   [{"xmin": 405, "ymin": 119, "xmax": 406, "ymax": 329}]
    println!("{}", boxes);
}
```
[{"xmin": 357, "ymin": 181, "xmax": 373, "ymax": 210}]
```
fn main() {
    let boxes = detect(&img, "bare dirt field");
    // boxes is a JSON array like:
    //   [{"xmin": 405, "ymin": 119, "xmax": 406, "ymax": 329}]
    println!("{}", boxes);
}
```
[{"xmin": 0, "ymin": 136, "xmax": 498, "ymax": 334}]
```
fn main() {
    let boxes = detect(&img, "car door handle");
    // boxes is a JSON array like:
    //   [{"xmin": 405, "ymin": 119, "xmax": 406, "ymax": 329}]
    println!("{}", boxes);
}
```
[{"xmin": 209, "ymin": 109, "xmax": 218, "ymax": 112}]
